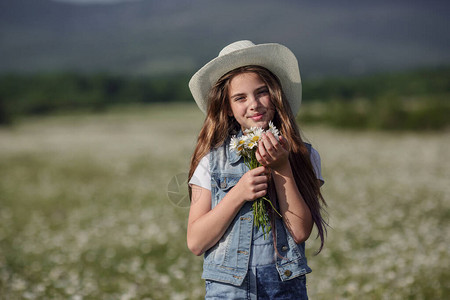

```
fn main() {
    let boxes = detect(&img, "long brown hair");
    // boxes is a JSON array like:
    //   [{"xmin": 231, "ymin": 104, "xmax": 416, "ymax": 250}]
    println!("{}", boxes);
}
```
[{"xmin": 188, "ymin": 65, "xmax": 328, "ymax": 253}]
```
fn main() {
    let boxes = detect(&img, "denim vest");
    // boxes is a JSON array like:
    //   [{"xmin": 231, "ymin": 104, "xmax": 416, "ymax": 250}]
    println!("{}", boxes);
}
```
[{"xmin": 202, "ymin": 134, "xmax": 312, "ymax": 286}]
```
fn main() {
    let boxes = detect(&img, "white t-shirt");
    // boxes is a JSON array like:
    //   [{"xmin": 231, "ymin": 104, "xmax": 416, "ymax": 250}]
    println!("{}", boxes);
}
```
[{"xmin": 189, "ymin": 147, "xmax": 324, "ymax": 190}]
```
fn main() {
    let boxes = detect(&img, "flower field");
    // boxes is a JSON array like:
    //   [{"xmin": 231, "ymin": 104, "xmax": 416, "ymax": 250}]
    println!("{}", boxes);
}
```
[{"xmin": 0, "ymin": 104, "xmax": 448, "ymax": 299}]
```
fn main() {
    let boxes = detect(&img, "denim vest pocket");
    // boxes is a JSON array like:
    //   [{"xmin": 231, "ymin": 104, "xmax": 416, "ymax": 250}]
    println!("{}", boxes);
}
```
[
  {"xmin": 211, "ymin": 175, "xmax": 240, "ymax": 207},
  {"xmin": 215, "ymin": 175, "xmax": 240, "ymax": 191}
]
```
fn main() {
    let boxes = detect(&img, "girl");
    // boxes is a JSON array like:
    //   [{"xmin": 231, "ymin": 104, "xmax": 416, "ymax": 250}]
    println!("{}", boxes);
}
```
[{"xmin": 187, "ymin": 40, "xmax": 327, "ymax": 299}]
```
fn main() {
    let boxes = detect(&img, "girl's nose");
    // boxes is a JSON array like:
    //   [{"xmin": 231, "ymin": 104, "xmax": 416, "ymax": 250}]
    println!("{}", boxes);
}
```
[{"xmin": 248, "ymin": 95, "xmax": 259, "ymax": 110}]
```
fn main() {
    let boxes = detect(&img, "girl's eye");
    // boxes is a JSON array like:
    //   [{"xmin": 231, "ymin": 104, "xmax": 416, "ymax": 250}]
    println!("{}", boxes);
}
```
[
  {"xmin": 258, "ymin": 89, "xmax": 269, "ymax": 95},
  {"xmin": 235, "ymin": 96, "xmax": 245, "ymax": 102}
]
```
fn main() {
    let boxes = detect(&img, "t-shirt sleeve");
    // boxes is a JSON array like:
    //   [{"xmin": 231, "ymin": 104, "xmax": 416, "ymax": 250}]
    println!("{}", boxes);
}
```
[
  {"xmin": 310, "ymin": 147, "xmax": 325, "ymax": 186},
  {"xmin": 188, "ymin": 153, "xmax": 211, "ymax": 191}
]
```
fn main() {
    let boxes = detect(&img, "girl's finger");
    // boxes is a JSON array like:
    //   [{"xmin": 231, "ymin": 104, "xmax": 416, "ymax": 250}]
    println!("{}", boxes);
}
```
[
  {"xmin": 265, "ymin": 132, "xmax": 281, "ymax": 149},
  {"xmin": 252, "ymin": 165, "xmax": 267, "ymax": 175},
  {"xmin": 255, "ymin": 148, "xmax": 268, "ymax": 166},
  {"xmin": 255, "ymin": 148, "xmax": 262, "ymax": 162},
  {"xmin": 254, "ymin": 180, "xmax": 268, "ymax": 190},
  {"xmin": 261, "ymin": 132, "xmax": 281, "ymax": 156},
  {"xmin": 279, "ymin": 135, "xmax": 289, "ymax": 151}
]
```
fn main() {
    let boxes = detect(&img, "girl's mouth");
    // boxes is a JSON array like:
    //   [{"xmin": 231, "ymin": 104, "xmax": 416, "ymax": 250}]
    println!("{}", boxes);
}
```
[{"xmin": 250, "ymin": 113, "xmax": 264, "ymax": 121}]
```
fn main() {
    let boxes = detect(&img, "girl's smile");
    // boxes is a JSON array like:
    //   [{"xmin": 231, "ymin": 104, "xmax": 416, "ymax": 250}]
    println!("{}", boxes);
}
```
[
  {"xmin": 250, "ymin": 113, "xmax": 264, "ymax": 121},
  {"xmin": 228, "ymin": 72, "xmax": 275, "ymax": 131}
]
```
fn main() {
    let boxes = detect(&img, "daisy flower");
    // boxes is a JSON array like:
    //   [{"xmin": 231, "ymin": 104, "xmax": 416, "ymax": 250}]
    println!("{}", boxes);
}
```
[
  {"xmin": 245, "ymin": 127, "xmax": 264, "ymax": 149},
  {"xmin": 230, "ymin": 135, "xmax": 246, "ymax": 155},
  {"xmin": 268, "ymin": 121, "xmax": 280, "ymax": 140},
  {"xmin": 246, "ymin": 134, "xmax": 261, "ymax": 150}
]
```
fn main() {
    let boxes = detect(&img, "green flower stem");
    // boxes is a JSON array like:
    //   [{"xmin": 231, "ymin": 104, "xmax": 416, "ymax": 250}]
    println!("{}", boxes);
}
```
[{"xmin": 243, "ymin": 153, "xmax": 282, "ymax": 239}]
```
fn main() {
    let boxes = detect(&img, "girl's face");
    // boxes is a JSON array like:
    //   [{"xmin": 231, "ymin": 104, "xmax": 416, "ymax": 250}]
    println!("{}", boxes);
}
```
[{"xmin": 228, "ymin": 72, "xmax": 275, "ymax": 131}]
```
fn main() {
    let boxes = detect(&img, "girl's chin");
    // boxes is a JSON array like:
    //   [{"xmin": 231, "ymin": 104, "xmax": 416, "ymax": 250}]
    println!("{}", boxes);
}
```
[
  {"xmin": 255, "ymin": 119, "xmax": 270, "ymax": 127},
  {"xmin": 244, "ymin": 120, "xmax": 270, "ymax": 130}
]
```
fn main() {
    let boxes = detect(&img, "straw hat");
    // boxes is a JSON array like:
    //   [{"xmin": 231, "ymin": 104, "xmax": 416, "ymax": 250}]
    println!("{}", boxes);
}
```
[{"xmin": 189, "ymin": 40, "xmax": 302, "ymax": 115}]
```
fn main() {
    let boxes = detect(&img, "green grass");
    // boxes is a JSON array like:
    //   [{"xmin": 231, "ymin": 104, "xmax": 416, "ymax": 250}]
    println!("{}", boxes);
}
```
[{"xmin": 0, "ymin": 104, "xmax": 448, "ymax": 299}]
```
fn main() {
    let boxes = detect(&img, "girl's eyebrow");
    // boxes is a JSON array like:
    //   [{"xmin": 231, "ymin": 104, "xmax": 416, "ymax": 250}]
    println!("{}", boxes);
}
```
[
  {"xmin": 230, "ymin": 85, "xmax": 268, "ymax": 99},
  {"xmin": 255, "ymin": 85, "xmax": 268, "ymax": 92},
  {"xmin": 230, "ymin": 92, "xmax": 246, "ymax": 100}
]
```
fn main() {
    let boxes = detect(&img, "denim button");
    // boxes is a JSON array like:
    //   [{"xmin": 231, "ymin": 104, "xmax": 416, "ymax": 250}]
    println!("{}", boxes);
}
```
[
  {"xmin": 281, "ymin": 245, "xmax": 288, "ymax": 251},
  {"xmin": 284, "ymin": 270, "xmax": 292, "ymax": 277}
]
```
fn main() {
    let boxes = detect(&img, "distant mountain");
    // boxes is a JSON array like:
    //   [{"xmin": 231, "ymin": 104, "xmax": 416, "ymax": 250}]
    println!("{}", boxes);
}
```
[{"xmin": 1, "ymin": 0, "xmax": 449, "ymax": 78}]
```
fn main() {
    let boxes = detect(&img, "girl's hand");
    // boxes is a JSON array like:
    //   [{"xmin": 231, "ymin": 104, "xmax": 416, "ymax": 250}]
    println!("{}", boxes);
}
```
[
  {"xmin": 256, "ymin": 132, "xmax": 290, "ymax": 171},
  {"xmin": 233, "ymin": 166, "xmax": 268, "ymax": 202}
]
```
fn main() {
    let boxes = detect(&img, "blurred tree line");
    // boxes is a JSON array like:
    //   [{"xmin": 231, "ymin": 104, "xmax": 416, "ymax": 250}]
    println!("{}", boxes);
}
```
[
  {"xmin": 300, "ymin": 66, "xmax": 450, "ymax": 130},
  {"xmin": 0, "ymin": 73, "xmax": 191, "ymax": 123},
  {"xmin": 0, "ymin": 67, "xmax": 449, "ymax": 130}
]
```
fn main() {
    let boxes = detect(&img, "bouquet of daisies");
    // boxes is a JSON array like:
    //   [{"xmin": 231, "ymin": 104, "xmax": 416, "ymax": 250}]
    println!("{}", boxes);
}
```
[{"xmin": 230, "ymin": 121, "xmax": 282, "ymax": 238}]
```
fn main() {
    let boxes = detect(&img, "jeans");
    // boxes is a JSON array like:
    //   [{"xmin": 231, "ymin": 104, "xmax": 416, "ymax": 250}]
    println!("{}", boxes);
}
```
[
  {"xmin": 205, "ymin": 226, "xmax": 308, "ymax": 299},
  {"xmin": 205, "ymin": 265, "xmax": 308, "ymax": 299}
]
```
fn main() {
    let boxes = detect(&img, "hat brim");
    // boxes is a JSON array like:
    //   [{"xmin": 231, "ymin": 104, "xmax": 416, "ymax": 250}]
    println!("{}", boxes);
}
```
[{"xmin": 189, "ymin": 43, "xmax": 302, "ymax": 115}]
